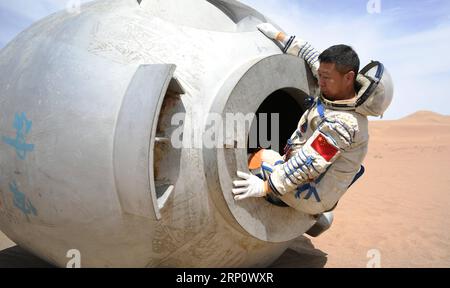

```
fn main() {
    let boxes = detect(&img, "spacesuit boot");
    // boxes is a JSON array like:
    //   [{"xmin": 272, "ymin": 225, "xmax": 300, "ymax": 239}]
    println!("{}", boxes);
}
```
[{"xmin": 305, "ymin": 211, "xmax": 334, "ymax": 237}]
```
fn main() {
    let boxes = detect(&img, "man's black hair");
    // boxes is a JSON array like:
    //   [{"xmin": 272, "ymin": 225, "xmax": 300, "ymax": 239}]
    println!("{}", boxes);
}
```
[{"xmin": 319, "ymin": 45, "xmax": 360, "ymax": 79}]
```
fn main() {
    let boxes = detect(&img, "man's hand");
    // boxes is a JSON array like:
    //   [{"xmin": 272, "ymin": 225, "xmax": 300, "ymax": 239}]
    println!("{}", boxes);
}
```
[
  {"xmin": 232, "ymin": 171, "xmax": 268, "ymax": 201},
  {"xmin": 257, "ymin": 23, "xmax": 284, "ymax": 41}
]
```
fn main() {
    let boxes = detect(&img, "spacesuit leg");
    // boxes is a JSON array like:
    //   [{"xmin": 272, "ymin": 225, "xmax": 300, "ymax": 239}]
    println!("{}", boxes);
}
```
[
  {"xmin": 247, "ymin": 149, "xmax": 289, "ymax": 206},
  {"xmin": 248, "ymin": 149, "xmax": 284, "ymax": 180}
]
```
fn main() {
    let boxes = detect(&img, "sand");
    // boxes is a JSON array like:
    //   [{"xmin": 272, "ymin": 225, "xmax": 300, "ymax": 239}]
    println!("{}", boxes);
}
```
[{"xmin": 1, "ymin": 111, "xmax": 450, "ymax": 268}]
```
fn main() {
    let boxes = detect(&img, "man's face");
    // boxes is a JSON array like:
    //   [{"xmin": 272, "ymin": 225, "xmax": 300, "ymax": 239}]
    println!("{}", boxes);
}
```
[{"xmin": 318, "ymin": 62, "xmax": 355, "ymax": 101}]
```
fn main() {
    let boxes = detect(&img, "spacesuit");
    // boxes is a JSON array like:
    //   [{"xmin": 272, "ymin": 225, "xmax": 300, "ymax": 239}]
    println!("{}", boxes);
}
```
[{"xmin": 233, "ymin": 23, "xmax": 394, "ymax": 217}]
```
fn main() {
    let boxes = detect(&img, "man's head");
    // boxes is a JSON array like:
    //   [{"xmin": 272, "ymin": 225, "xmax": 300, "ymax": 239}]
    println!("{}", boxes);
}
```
[{"xmin": 318, "ymin": 45, "xmax": 360, "ymax": 101}]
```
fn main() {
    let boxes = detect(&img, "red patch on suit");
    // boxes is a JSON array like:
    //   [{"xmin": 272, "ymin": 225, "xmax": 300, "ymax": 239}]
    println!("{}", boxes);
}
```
[{"xmin": 311, "ymin": 133, "xmax": 339, "ymax": 162}]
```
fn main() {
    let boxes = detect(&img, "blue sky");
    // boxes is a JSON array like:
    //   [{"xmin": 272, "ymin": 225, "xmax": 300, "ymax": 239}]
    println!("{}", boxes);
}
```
[{"xmin": 1, "ymin": 0, "xmax": 449, "ymax": 119}]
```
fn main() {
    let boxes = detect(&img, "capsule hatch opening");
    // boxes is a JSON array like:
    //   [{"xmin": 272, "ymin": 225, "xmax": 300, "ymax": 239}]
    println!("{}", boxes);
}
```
[
  {"xmin": 247, "ymin": 88, "xmax": 309, "ymax": 207},
  {"xmin": 153, "ymin": 78, "xmax": 185, "ymax": 214}
]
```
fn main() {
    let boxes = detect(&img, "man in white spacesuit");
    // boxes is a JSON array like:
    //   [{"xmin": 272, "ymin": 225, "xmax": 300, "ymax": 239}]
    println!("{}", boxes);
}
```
[{"xmin": 232, "ymin": 23, "xmax": 394, "ymax": 220}]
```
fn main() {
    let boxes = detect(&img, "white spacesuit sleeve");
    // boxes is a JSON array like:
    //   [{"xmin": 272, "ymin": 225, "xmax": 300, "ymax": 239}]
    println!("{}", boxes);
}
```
[
  {"xmin": 268, "ymin": 113, "xmax": 358, "ymax": 196},
  {"xmin": 283, "ymin": 37, "xmax": 320, "ymax": 78}
]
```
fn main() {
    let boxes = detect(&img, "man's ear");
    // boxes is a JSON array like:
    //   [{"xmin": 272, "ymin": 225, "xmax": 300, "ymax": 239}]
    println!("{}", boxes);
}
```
[{"xmin": 345, "ymin": 71, "xmax": 356, "ymax": 84}]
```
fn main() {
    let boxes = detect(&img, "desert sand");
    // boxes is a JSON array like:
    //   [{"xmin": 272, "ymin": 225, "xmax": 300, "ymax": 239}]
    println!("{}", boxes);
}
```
[{"xmin": 1, "ymin": 111, "xmax": 449, "ymax": 268}]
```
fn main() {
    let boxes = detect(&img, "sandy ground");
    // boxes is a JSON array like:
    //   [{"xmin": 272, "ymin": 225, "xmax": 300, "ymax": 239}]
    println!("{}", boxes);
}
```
[{"xmin": 1, "ymin": 111, "xmax": 450, "ymax": 268}]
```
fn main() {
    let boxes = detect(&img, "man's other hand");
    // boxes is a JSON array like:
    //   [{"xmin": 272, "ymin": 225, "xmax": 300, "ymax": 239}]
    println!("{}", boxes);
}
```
[
  {"xmin": 232, "ymin": 171, "xmax": 268, "ymax": 201},
  {"xmin": 256, "ymin": 23, "xmax": 280, "ymax": 40}
]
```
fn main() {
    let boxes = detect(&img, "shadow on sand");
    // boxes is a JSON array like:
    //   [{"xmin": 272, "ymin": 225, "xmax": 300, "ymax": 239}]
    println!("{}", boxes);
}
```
[
  {"xmin": 0, "ymin": 246, "xmax": 55, "ymax": 268},
  {"xmin": 0, "ymin": 236, "xmax": 326, "ymax": 268},
  {"xmin": 269, "ymin": 235, "xmax": 328, "ymax": 268}
]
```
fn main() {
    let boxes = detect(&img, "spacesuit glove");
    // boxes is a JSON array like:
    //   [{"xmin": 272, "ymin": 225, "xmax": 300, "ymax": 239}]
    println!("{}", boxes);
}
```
[
  {"xmin": 232, "ymin": 171, "xmax": 269, "ymax": 201},
  {"xmin": 257, "ymin": 23, "xmax": 284, "ymax": 42}
]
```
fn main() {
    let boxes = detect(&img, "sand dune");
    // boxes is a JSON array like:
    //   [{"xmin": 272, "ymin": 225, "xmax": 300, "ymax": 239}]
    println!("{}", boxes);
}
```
[{"xmin": 1, "ymin": 111, "xmax": 450, "ymax": 268}]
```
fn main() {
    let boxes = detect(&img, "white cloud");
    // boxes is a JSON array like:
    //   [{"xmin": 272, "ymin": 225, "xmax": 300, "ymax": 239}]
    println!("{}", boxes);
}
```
[
  {"xmin": 377, "ymin": 25, "xmax": 450, "ymax": 77},
  {"xmin": 0, "ymin": 0, "xmax": 93, "ymax": 48},
  {"xmin": 0, "ymin": 0, "xmax": 83, "ymax": 22}
]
